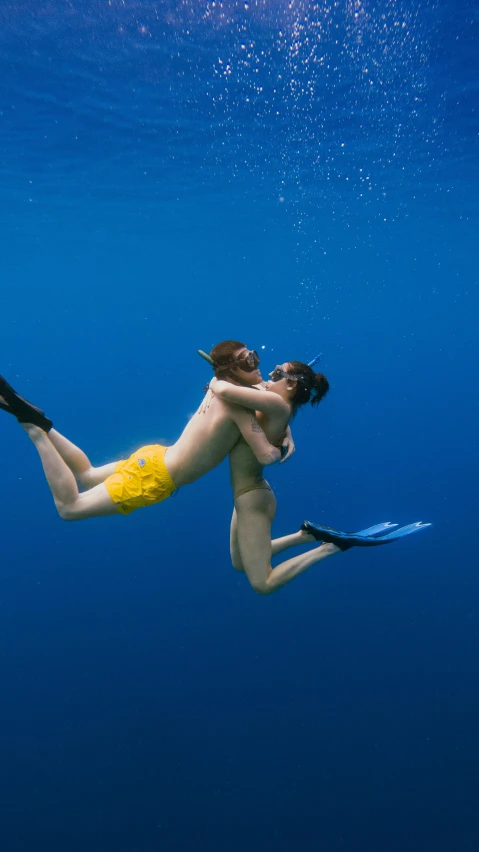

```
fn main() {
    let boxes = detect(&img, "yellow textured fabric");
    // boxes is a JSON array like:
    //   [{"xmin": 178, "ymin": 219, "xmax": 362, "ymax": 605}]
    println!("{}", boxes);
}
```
[{"xmin": 104, "ymin": 444, "xmax": 176, "ymax": 515}]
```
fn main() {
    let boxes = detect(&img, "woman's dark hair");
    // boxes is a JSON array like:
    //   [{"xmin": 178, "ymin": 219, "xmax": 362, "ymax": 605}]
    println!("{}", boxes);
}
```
[
  {"xmin": 286, "ymin": 361, "xmax": 330, "ymax": 413},
  {"xmin": 209, "ymin": 340, "xmax": 245, "ymax": 377}
]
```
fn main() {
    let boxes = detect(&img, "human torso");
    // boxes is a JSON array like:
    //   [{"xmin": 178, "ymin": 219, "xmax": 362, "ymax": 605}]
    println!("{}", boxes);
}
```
[
  {"xmin": 229, "ymin": 406, "xmax": 289, "ymax": 496},
  {"xmin": 164, "ymin": 396, "xmax": 243, "ymax": 487}
]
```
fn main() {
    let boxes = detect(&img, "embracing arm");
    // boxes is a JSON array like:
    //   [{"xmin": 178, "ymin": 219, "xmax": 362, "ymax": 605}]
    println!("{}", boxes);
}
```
[
  {"xmin": 229, "ymin": 406, "xmax": 282, "ymax": 466},
  {"xmin": 209, "ymin": 377, "xmax": 289, "ymax": 416},
  {"xmin": 281, "ymin": 424, "xmax": 295, "ymax": 463}
]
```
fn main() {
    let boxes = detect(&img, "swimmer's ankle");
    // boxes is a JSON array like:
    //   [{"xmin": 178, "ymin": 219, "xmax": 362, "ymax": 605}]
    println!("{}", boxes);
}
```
[
  {"xmin": 21, "ymin": 423, "xmax": 45, "ymax": 440},
  {"xmin": 299, "ymin": 527, "xmax": 316, "ymax": 543}
]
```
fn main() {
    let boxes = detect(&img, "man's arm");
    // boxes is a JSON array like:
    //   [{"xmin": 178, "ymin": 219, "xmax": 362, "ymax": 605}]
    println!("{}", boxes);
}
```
[
  {"xmin": 209, "ymin": 377, "xmax": 289, "ymax": 416},
  {"xmin": 229, "ymin": 405, "xmax": 281, "ymax": 466}
]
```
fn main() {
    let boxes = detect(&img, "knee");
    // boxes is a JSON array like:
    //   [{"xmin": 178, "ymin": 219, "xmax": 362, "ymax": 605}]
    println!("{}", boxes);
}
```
[
  {"xmin": 77, "ymin": 468, "xmax": 97, "ymax": 490},
  {"xmin": 56, "ymin": 502, "xmax": 77, "ymax": 522},
  {"xmin": 249, "ymin": 578, "xmax": 272, "ymax": 596}
]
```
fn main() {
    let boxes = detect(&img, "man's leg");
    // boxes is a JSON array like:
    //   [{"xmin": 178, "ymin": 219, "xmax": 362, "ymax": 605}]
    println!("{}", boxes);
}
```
[
  {"xmin": 22, "ymin": 424, "xmax": 119, "ymax": 520},
  {"xmin": 235, "ymin": 490, "xmax": 340, "ymax": 595},
  {"xmin": 48, "ymin": 429, "xmax": 117, "ymax": 489}
]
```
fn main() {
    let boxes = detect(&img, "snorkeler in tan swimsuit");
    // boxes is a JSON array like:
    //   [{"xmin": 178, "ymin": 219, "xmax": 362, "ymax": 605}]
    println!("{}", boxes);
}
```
[{"xmin": 203, "ymin": 342, "xmax": 431, "ymax": 594}]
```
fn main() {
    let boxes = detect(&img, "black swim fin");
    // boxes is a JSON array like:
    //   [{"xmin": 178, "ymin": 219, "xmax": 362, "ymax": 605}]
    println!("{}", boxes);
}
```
[{"xmin": 0, "ymin": 375, "xmax": 53, "ymax": 432}]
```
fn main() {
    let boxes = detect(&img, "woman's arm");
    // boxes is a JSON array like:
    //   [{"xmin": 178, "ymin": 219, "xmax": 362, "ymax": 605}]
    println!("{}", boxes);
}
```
[
  {"xmin": 209, "ymin": 377, "xmax": 289, "ymax": 416},
  {"xmin": 230, "ymin": 406, "xmax": 282, "ymax": 466}
]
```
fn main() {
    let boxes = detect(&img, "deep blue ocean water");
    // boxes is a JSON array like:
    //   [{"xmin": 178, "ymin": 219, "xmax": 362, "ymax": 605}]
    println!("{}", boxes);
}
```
[{"xmin": 0, "ymin": 1, "xmax": 478, "ymax": 850}]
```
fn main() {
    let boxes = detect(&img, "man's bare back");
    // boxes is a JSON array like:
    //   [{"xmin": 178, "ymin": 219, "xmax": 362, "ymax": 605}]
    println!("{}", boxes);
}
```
[{"xmin": 166, "ymin": 395, "xmax": 280, "ymax": 488}]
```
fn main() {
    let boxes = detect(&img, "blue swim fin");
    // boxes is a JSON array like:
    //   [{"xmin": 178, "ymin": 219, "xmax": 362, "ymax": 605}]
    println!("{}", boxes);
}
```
[
  {"xmin": 367, "ymin": 522, "xmax": 432, "ymax": 542},
  {"xmin": 301, "ymin": 520, "xmax": 431, "ymax": 552},
  {"xmin": 355, "ymin": 522, "xmax": 398, "ymax": 536}
]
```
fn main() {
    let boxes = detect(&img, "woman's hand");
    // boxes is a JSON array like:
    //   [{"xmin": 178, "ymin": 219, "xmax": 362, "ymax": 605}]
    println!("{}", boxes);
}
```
[
  {"xmin": 197, "ymin": 387, "xmax": 213, "ymax": 416},
  {"xmin": 280, "ymin": 425, "xmax": 295, "ymax": 463}
]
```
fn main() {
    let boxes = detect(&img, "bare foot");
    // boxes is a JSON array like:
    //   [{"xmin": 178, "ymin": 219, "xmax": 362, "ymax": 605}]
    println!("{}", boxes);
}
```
[
  {"xmin": 298, "ymin": 527, "xmax": 318, "ymax": 544},
  {"xmin": 298, "ymin": 529, "xmax": 341, "ymax": 554}
]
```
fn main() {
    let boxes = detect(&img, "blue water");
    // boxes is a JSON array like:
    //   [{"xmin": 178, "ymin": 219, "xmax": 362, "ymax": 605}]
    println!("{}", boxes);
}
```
[{"xmin": 0, "ymin": 1, "xmax": 478, "ymax": 850}]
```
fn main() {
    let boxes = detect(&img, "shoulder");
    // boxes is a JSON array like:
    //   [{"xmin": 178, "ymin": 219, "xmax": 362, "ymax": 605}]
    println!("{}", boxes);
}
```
[
  {"xmin": 273, "ymin": 395, "xmax": 291, "ymax": 414},
  {"xmin": 255, "ymin": 390, "xmax": 290, "ymax": 414}
]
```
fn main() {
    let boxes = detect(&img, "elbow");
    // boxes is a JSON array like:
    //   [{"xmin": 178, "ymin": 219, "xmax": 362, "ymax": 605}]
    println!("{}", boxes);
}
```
[
  {"xmin": 212, "ymin": 383, "xmax": 226, "ymax": 400},
  {"xmin": 259, "ymin": 448, "xmax": 281, "ymax": 466}
]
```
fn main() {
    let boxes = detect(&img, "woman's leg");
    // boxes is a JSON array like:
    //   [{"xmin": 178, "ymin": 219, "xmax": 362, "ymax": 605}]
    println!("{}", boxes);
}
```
[
  {"xmin": 22, "ymin": 424, "xmax": 119, "ymax": 520},
  {"xmin": 229, "ymin": 508, "xmax": 245, "ymax": 571},
  {"xmin": 230, "ymin": 495, "xmax": 315, "ymax": 572},
  {"xmin": 230, "ymin": 494, "xmax": 322, "ymax": 571},
  {"xmin": 230, "ymin": 509, "xmax": 316, "ymax": 571},
  {"xmin": 235, "ymin": 490, "xmax": 340, "ymax": 595},
  {"xmin": 48, "ymin": 429, "xmax": 117, "ymax": 489},
  {"xmin": 271, "ymin": 527, "xmax": 316, "ymax": 556}
]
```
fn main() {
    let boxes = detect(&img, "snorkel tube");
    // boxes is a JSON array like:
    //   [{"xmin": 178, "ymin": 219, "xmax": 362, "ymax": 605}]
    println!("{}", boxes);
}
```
[
  {"xmin": 307, "ymin": 353, "xmax": 322, "ymax": 368},
  {"xmin": 198, "ymin": 349, "xmax": 215, "ymax": 366}
]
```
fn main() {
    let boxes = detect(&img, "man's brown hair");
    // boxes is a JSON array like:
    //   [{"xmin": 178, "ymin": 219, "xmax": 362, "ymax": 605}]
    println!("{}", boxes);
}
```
[{"xmin": 209, "ymin": 340, "xmax": 245, "ymax": 377}]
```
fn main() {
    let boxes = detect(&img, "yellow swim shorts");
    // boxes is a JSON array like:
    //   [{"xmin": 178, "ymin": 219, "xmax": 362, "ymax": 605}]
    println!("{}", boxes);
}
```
[{"xmin": 104, "ymin": 444, "xmax": 177, "ymax": 516}]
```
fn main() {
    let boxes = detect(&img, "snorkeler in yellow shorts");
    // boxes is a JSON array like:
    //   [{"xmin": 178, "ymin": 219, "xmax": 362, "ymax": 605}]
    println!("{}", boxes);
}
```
[{"xmin": 0, "ymin": 345, "xmax": 292, "ymax": 521}]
